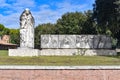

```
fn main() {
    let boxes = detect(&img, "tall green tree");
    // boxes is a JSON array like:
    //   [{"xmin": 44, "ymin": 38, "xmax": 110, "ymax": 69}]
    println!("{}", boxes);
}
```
[
  {"xmin": 93, "ymin": 0, "xmax": 118, "ymax": 35},
  {"xmin": 114, "ymin": 0, "xmax": 120, "ymax": 47},
  {"xmin": 93, "ymin": 0, "xmax": 120, "ymax": 47},
  {"xmin": 56, "ymin": 12, "xmax": 87, "ymax": 34},
  {"xmin": 56, "ymin": 11, "xmax": 97, "ymax": 34},
  {"xmin": 82, "ymin": 10, "xmax": 97, "ymax": 34}
]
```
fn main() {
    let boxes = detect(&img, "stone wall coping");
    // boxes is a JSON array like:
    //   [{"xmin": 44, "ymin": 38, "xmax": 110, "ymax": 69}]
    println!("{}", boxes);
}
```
[{"xmin": 0, "ymin": 66, "xmax": 120, "ymax": 70}]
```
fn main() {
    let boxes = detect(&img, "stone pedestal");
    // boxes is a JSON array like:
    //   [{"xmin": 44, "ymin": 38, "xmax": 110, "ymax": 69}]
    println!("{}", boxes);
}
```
[
  {"xmin": 9, "ymin": 48, "xmax": 39, "ymax": 57},
  {"xmin": 20, "ymin": 28, "xmax": 34, "ymax": 48},
  {"xmin": 40, "ymin": 49, "xmax": 117, "ymax": 56}
]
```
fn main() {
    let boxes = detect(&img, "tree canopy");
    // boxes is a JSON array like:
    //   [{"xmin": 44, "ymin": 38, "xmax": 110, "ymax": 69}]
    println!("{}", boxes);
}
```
[
  {"xmin": 93, "ymin": 0, "xmax": 120, "ymax": 46},
  {"xmin": 56, "ymin": 11, "xmax": 97, "ymax": 34},
  {"xmin": 9, "ymin": 29, "xmax": 20, "ymax": 45},
  {"xmin": 0, "ymin": 24, "xmax": 10, "ymax": 36}
]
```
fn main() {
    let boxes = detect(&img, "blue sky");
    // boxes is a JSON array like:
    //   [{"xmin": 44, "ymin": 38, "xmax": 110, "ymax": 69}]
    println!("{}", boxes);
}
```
[{"xmin": 0, "ymin": 0, "xmax": 95, "ymax": 28}]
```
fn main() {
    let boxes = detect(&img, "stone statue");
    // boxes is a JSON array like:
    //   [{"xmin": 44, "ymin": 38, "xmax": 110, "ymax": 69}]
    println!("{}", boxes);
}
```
[
  {"xmin": 9, "ymin": 8, "xmax": 39, "ymax": 56},
  {"xmin": 20, "ymin": 8, "xmax": 34, "ymax": 48}
]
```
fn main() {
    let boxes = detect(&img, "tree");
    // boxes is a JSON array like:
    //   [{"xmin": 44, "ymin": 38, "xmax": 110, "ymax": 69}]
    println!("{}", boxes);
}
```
[
  {"xmin": 3, "ymin": 28, "xmax": 10, "ymax": 35},
  {"xmin": 93, "ymin": 0, "xmax": 118, "ymax": 34},
  {"xmin": 56, "ymin": 12, "xmax": 87, "ymax": 34},
  {"xmin": 0, "ymin": 24, "xmax": 10, "ymax": 36},
  {"xmin": 93, "ymin": 0, "xmax": 120, "ymax": 47},
  {"xmin": 9, "ymin": 29, "xmax": 20, "ymax": 45},
  {"xmin": 0, "ymin": 24, "xmax": 5, "ymax": 31},
  {"xmin": 56, "ymin": 11, "xmax": 97, "ymax": 34},
  {"xmin": 82, "ymin": 10, "xmax": 97, "ymax": 34},
  {"xmin": 114, "ymin": 0, "xmax": 120, "ymax": 47},
  {"xmin": 0, "ymin": 24, "xmax": 5, "ymax": 36}
]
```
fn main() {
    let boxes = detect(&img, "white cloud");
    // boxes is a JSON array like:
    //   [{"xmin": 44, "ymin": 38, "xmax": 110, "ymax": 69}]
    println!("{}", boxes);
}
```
[
  {"xmin": 56, "ymin": 2, "xmax": 88, "ymax": 13},
  {"xmin": 39, "ymin": 4, "xmax": 50, "ymax": 10},
  {"xmin": 0, "ymin": 13, "xmax": 20, "ymax": 29},
  {"xmin": 13, "ymin": 0, "xmax": 35, "ymax": 9},
  {"xmin": 33, "ymin": 1, "xmax": 88, "ymax": 25},
  {"xmin": 33, "ymin": 8, "xmax": 59, "ymax": 25},
  {"xmin": 0, "ymin": 0, "xmax": 36, "ymax": 13}
]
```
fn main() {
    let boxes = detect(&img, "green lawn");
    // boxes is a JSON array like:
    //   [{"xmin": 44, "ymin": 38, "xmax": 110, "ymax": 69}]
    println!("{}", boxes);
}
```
[
  {"xmin": 0, "ymin": 50, "xmax": 120, "ymax": 65},
  {"xmin": 0, "ymin": 50, "xmax": 8, "ymax": 56}
]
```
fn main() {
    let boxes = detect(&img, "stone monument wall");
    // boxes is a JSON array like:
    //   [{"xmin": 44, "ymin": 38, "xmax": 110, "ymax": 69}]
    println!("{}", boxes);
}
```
[
  {"xmin": 40, "ymin": 35, "xmax": 116, "ymax": 56},
  {"xmin": 41, "ymin": 35, "xmax": 112, "ymax": 49}
]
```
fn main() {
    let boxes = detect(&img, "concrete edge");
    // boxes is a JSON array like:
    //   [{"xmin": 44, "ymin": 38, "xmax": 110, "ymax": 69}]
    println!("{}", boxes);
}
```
[{"xmin": 0, "ymin": 66, "xmax": 120, "ymax": 70}]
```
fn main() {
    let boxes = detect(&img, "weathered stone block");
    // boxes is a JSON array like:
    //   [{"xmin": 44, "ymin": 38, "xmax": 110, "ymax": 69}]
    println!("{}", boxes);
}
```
[
  {"xmin": 41, "ymin": 35, "xmax": 112, "ymax": 49},
  {"xmin": 76, "ymin": 35, "xmax": 112, "ymax": 49},
  {"xmin": 59, "ymin": 35, "xmax": 76, "ymax": 48},
  {"xmin": 40, "ymin": 49, "xmax": 116, "ymax": 56},
  {"xmin": 9, "ymin": 48, "xmax": 39, "ymax": 56},
  {"xmin": 41, "ymin": 35, "xmax": 59, "ymax": 48},
  {"xmin": 40, "ymin": 49, "xmax": 77, "ymax": 56},
  {"xmin": 76, "ymin": 35, "xmax": 94, "ymax": 48}
]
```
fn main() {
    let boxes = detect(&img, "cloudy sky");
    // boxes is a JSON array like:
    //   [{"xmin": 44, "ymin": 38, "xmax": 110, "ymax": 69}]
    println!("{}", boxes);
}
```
[{"xmin": 0, "ymin": 0, "xmax": 95, "ymax": 29}]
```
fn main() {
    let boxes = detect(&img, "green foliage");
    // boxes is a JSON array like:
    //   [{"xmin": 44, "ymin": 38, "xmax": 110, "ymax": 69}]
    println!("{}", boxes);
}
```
[
  {"xmin": 82, "ymin": 10, "xmax": 97, "ymax": 34},
  {"xmin": 93, "ymin": 0, "xmax": 120, "ymax": 36},
  {"xmin": 9, "ymin": 29, "xmax": 20, "ymax": 45},
  {"xmin": 0, "ymin": 24, "xmax": 5, "ymax": 36},
  {"xmin": 0, "ymin": 24, "xmax": 5, "ymax": 31},
  {"xmin": 3, "ymin": 28, "xmax": 10, "ymax": 35},
  {"xmin": 93, "ymin": 0, "xmax": 120, "ymax": 47},
  {"xmin": 114, "ymin": 0, "xmax": 120, "ymax": 46},
  {"xmin": 0, "ymin": 24, "xmax": 10, "ymax": 36},
  {"xmin": 56, "ymin": 11, "xmax": 97, "ymax": 34},
  {"xmin": 56, "ymin": 12, "xmax": 87, "ymax": 34},
  {"xmin": 35, "ymin": 23, "xmax": 56, "ymax": 34},
  {"xmin": 93, "ymin": 0, "xmax": 117, "ymax": 34}
]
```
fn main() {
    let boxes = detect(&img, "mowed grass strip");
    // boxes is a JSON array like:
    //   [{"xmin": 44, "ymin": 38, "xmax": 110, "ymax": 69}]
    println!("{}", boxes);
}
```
[
  {"xmin": 0, "ymin": 50, "xmax": 120, "ymax": 65},
  {"xmin": 0, "ymin": 50, "xmax": 8, "ymax": 56}
]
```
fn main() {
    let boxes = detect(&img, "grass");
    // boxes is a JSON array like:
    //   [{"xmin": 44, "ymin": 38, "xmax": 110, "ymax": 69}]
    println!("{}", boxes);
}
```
[
  {"xmin": 0, "ymin": 50, "xmax": 8, "ymax": 56},
  {"xmin": 0, "ymin": 50, "xmax": 120, "ymax": 65}
]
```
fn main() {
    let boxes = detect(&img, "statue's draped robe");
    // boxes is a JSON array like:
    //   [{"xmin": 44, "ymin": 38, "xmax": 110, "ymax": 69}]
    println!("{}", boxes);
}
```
[{"xmin": 20, "ymin": 9, "xmax": 34, "ymax": 48}]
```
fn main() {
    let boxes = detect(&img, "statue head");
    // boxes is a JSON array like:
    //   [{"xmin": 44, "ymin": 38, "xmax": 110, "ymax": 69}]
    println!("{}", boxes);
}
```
[
  {"xmin": 25, "ymin": 8, "xmax": 30, "ymax": 15},
  {"xmin": 25, "ymin": 8, "xmax": 29, "ymax": 11},
  {"xmin": 20, "ymin": 8, "xmax": 35, "ymax": 29}
]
